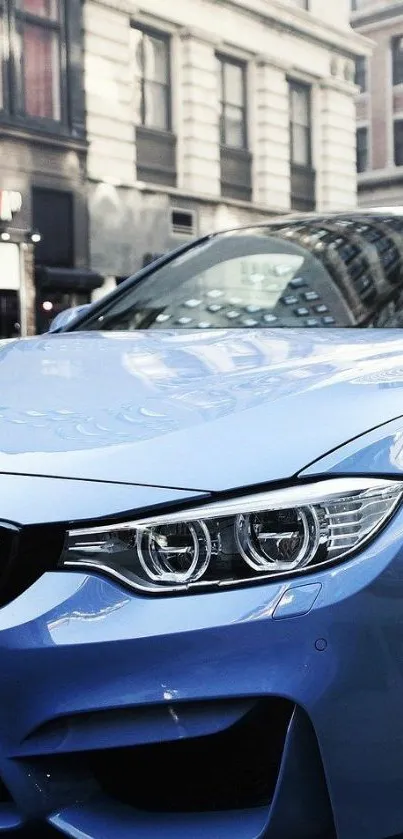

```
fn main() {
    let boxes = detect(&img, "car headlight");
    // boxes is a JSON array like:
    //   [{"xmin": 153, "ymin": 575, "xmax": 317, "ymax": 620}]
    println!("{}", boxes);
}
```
[{"xmin": 60, "ymin": 478, "xmax": 403, "ymax": 594}]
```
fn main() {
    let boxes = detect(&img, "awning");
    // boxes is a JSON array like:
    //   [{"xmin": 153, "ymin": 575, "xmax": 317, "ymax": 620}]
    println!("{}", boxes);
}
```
[{"xmin": 35, "ymin": 267, "xmax": 104, "ymax": 292}]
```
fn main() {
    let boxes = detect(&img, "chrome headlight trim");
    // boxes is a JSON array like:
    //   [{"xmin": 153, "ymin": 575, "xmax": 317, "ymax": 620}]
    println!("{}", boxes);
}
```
[{"xmin": 60, "ymin": 478, "xmax": 403, "ymax": 595}]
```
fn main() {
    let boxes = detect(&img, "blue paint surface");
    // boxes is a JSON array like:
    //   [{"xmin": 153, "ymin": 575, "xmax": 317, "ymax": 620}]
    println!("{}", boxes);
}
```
[{"xmin": 0, "ymin": 328, "xmax": 402, "ymax": 837}]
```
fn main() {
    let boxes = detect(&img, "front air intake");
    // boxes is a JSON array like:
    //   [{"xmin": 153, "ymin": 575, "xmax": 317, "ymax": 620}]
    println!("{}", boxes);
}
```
[{"xmin": 90, "ymin": 698, "xmax": 294, "ymax": 813}]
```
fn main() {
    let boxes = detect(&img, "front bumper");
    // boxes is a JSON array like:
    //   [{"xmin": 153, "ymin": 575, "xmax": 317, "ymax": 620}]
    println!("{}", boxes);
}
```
[{"xmin": 0, "ymin": 502, "xmax": 402, "ymax": 839}]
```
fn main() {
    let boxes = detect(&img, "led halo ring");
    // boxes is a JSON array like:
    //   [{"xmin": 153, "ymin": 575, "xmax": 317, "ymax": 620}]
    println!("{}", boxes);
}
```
[
  {"xmin": 61, "ymin": 479, "xmax": 403, "ymax": 594},
  {"xmin": 235, "ymin": 505, "xmax": 321, "ymax": 573},
  {"xmin": 136, "ymin": 519, "xmax": 212, "ymax": 584}
]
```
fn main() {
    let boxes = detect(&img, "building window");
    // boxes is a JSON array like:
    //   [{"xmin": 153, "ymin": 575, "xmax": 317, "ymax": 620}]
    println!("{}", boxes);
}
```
[
  {"xmin": 392, "ymin": 37, "xmax": 403, "ymax": 87},
  {"xmin": 218, "ymin": 55, "xmax": 247, "ymax": 149},
  {"xmin": 356, "ymin": 127, "xmax": 368, "ymax": 173},
  {"xmin": 394, "ymin": 120, "xmax": 403, "ymax": 166},
  {"xmin": 289, "ymin": 80, "xmax": 315, "ymax": 211},
  {"xmin": 0, "ymin": 0, "xmax": 84, "ymax": 134},
  {"xmin": 355, "ymin": 57, "xmax": 367, "ymax": 93},
  {"xmin": 289, "ymin": 81, "xmax": 311, "ymax": 167},
  {"xmin": 132, "ymin": 26, "xmax": 170, "ymax": 131},
  {"xmin": 131, "ymin": 24, "xmax": 176, "ymax": 187},
  {"xmin": 217, "ymin": 54, "xmax": 252, "ymax": 202},
  {"xmin": 17, "ymin": 0, "xmax": 62, "ymax": 120}
]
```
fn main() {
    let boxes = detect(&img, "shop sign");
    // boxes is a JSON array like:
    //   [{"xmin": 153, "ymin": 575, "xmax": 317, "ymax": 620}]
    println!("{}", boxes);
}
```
[{"xmin": 0, "ymin": 191, "xmax": 22, "ymax": 222}]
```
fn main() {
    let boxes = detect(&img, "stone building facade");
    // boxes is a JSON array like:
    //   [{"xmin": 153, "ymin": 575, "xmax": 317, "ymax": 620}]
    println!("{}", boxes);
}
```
[
  {"xmin": 0, "ymin": 0, "xmax": 103, "ymax": 336},
  {"xmin": 84, "ymin": 0, "xmax": 370, "ymax": 284},
  {"xmin": 352, "ymin": 0, "xmax": 403, "ymax": 207}
]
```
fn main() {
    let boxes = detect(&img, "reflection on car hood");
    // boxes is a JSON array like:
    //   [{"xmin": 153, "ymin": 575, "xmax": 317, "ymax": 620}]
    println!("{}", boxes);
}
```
[{"xmin": 0, "ymin": 329, "xmax": 403, "ymax": 492}]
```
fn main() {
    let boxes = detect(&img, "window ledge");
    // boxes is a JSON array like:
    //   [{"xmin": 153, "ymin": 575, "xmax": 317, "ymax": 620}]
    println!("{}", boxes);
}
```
[
  {"xmin": 136, "ymin": 127, "xmax": 177, "ymax": 188},
  {"xmin": 220, "ymin": 145, "xmax": 252, "ymax": 159},
  {"xmin": 0, "ymin": 118, "xmax": 87, "ymax": 151},
  {"xmin": 136, "ymin": 125, "xmax": 175, "ymax": 140},
  {"xmin": 134, "ymin": 179, "xmax": 287, "ymax": 215},
  {"xmin": 291, "ymin": 162, "xmax": 316, "ymax": 174},
  {"xmin": 357, "ymin": 166, "xmax": 403, "ymax": 185}
]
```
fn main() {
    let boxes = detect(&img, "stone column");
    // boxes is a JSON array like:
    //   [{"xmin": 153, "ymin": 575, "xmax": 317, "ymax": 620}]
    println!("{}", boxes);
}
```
[
  {"xmin": 254, "ymin": 58, "xmax": 291, "ymax": 210},
  {"xmin": 84, "ymin": 0, "xmax": 135, "ymax": 186},
  {"xmin": 317, "ymin": 78, "xmax": 357, "ymax": 211},
  {"xmin": 179, "ymin": 27, "xmax": 221, "ymax": 197}
]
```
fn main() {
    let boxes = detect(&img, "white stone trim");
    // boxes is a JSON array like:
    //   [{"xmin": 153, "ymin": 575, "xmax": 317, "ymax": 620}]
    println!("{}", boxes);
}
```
[
  {"xmin": 220, "ymin": 0, "xmax": 373, "ymax": 56},
  {"xmin": 89, "ymin": 0, "xmax": 137, "ymax": 14},
  {"xmin": 179, "ymin": 26, "xmax": 223, "ymax": 46},
  {"xmin": 135, "ymin": 10, "xmax": 182, "ymax": 34},
  {"xmin": 131, "ymin": 179, "xmax": 289, "ymax": 215}
]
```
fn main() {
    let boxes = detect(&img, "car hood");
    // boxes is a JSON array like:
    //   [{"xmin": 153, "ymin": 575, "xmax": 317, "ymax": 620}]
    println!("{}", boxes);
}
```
[{"xmin": 0, "ymin": 329, "xmax": 403, "ymax": 492}]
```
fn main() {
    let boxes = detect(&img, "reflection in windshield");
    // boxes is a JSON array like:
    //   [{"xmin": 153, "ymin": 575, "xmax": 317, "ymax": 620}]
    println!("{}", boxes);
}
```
[
  {"xmin": 74, "ymin": 213, "xmax": 403, "ymax": 334},
  {"xmin": 80, "ymin": 228, "xmax": 353, "ymax": 332}
]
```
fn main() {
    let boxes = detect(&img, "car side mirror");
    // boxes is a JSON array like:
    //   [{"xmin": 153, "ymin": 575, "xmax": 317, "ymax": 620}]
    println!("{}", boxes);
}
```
[{"xmin": 48, "ymin": 304, "xmax": 91, "ymax": 333}]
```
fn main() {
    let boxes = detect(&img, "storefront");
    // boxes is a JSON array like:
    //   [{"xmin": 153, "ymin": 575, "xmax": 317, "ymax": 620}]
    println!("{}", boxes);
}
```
[
  {"xmin": 0, "ymin": 189, "xmax": 38, "ymax": 338},
  {"xmin": 32, "ymin": 187, "xmax": 103, "ymax": 333},
  {"xmin": 0, "ymin": 184, "xmax": 104, "ymax": 337},
  {"xmin": 0, "ymin": 0, "xmax": 93, "ymax": 338},
  {"xmin": 0, "ymin": 241, "xmax": 23, "ymax": 338}
]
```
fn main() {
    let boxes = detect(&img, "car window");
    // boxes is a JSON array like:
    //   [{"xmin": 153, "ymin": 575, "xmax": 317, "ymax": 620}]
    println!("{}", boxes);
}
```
[{"xmin": 77, "ymin": 228, "xmax": 353, "ymax": 332}]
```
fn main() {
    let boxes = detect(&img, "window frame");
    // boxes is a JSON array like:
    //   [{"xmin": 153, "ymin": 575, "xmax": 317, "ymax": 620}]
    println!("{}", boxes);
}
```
[
  {"xmin": 14, "ymin": 0, "xmax": 66, "ymax": 126},
  {"xmin": 131, "ymin": 21, "xmax": 176, "ymax": 188},
  {"xmin": 289, "ymin": 79, "xmax": 312, "ymax": 169},
  {"xmin": 0, "ymin": 0, "xmax": 83, "ymax": 136},
  {"xmin": 217, "ymin": 53, "xmax": 248, "ymax": 151},
  {"xmin": 288, "ymin": 78, "xmax": 315, "ymax": 211},
  {"xmin": 132, "ymin": 23, "xmax": 172, "ymax": 134}
]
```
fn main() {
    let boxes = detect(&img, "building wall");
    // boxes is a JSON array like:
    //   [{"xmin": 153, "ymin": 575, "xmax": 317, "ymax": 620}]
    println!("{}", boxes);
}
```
[
  {"xmin": 356, "ymin": 20, "xmax": 397, "ymax": 173},
  {"xmin": 284, "ymin": 0, "xmax": 352, "ymax": 28},
  {"xmin": 0, "ymin": 137, "xmax": 88, "ymax": 264},
  {"xmin": 353, "ymin": 1, "xmax": 403, "ymax": 206},
  {"xmin": 85, "ymin": 0, "xmax": 370, "ymax": 280},
  {"xmin": 0, "ymin": 0, "xmax": 89, "ymax": 335},
  {"xmin": 0, "ymin": 135, "xmax": 88, "ymax": 333}
]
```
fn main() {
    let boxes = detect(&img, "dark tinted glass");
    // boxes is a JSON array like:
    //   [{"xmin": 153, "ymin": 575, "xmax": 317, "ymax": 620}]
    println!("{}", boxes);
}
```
[
  {"xmin": 356, "ymin": 127, "xmax": 368, "ymax": 173},
  {"xmin": 73, "ymin": 214, "xmax": 403, "ymax": 333},
  {"xmin": 393, "ymin": 36, "xmax": 403, "ymax": 87},
  {"xmin": 355, "ymin": 56, "xmax": 367, "ymax": 92}
]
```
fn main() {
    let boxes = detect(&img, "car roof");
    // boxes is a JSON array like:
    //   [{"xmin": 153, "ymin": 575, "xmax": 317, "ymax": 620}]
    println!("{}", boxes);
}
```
[
  {"xmin": 269, "ymin": 207, "xmax": 403, "ymax": 222},
  {"xmin": 212, "ymin": 207, "xmax": 403, "ymax": 238}
]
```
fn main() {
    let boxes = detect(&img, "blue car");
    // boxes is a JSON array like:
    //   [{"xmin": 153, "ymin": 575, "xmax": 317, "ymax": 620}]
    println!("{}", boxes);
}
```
[{"xmin": 3, "ymin": 210, "xmax": 403, "ymax": 839}]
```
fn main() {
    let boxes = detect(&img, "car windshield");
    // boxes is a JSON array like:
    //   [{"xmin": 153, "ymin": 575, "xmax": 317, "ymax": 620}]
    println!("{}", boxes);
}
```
[{"xmin": 71, "ymin": 215, "xmax": 403, "ymax": 332}]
